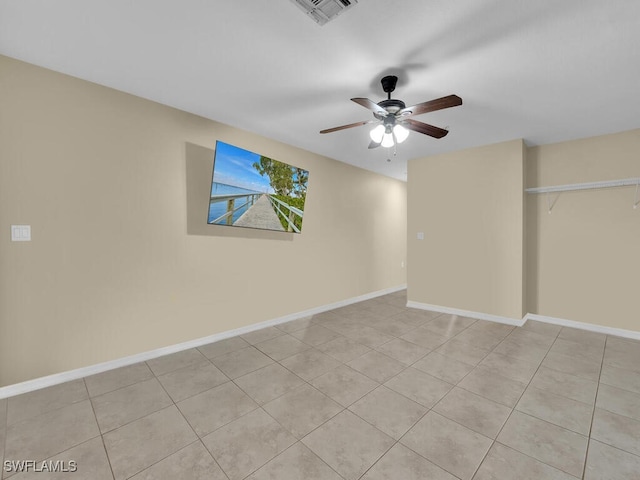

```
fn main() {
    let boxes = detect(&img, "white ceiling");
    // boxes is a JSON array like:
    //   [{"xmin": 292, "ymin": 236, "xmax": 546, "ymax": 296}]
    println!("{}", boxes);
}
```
[{"xmin": 1, "ymin": 0, "xmax": 639, "ymax": 181}]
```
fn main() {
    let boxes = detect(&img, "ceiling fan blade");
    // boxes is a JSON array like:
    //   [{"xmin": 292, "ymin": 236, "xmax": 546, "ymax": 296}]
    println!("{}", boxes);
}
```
[
  {"xmin": 368, "ymin": 140, "xmax": 381, "ymax": 149},
  {"xmin": 320, "ymin": 120, "xmax": 375, "ymax": 134},
  {"xmin": 403, "ymin": 119, "xmax": 449, "ymax": 138},
  {"xmin": 397, "ymin": 94, "xmax": 462, "ymax": 117},
  {"xmin": 351, "ymin": 98, "xmax": 388, "ymax": 116}
]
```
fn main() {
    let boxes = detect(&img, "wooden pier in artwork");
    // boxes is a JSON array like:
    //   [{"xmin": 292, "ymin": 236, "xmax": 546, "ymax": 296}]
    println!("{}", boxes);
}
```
[
  {"xmin": 209, "ymin": 192, "xmax": 304, "ymax": 232},
  {"xmin": 234, "ymin": 194, "xmax": 284, "ymax": 231}
]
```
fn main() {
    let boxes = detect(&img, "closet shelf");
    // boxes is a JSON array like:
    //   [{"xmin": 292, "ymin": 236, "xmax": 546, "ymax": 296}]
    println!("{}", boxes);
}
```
[{"xmin": 525, "ymin": 177, "xmax": 640, "ymax": 194}]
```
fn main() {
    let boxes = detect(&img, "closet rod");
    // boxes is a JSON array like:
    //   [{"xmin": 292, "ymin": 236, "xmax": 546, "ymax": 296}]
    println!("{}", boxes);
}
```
[{"xmin": 525, "ymin": 177, "xmax": 640, "ymax": 194}]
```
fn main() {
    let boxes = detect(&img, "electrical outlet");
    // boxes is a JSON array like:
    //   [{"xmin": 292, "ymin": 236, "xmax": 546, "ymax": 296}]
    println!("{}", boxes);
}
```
[{"xmin": 11, "ymin": 225, "xmax": 31, "ymax": 242}]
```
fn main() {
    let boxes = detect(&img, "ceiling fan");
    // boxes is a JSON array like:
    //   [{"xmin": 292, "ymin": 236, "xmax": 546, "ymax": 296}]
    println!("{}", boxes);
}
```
[{"xmin": 320, "ymin": 75, "xmax": 462, "ymax": 149}]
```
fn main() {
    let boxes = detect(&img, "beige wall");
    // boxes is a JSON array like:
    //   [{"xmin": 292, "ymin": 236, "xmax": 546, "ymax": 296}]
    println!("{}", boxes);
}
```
[
  {"xmin": 407, "ymin": 140, "xmax": 525, "ymax": 320},
  {"xmin": 526, "ymin": 129, "xmax": 640, "ymax": 331},
  {"xmin": 0, "ymin": 56, "xmax": 407, "ymax": 387}
]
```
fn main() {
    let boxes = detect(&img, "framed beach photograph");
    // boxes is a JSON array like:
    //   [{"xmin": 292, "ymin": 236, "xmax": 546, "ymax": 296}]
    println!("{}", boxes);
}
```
[{"xmin": 207, "ymin": 141, "xmax": 309, "ymax": 233}]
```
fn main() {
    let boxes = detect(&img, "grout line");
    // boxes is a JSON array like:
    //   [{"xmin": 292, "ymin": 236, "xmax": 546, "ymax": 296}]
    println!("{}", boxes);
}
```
[
  {"xmin": 472, "ymin": 327, "xmax": 590, "ymax": 479},
  {"xmin": 581, "ymin": 335, "xmax": 608, "ymax": 479},
  {"xmin": 84, "ymin": 385, "xmax": 117, "ymax": 480}
]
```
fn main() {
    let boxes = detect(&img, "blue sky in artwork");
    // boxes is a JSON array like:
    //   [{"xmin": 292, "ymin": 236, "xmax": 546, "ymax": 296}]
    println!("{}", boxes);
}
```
[{"xmin": 212, "ymin": 142, "xmax": 274, "ymax": 193}]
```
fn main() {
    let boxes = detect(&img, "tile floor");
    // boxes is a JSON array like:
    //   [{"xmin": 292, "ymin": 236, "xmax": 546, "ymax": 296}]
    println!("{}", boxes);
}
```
[{"xmin": 1, "ymin": 291, "xmax": 640, "ymax": 479}]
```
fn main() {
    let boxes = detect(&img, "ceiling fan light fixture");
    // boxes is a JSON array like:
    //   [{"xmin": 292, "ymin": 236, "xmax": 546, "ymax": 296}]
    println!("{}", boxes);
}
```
[
  {"xmin": 393, "ymin": 124, "xmax": 409, "ymax": 143},
  {"xmin": 381, "ymin": 132, "xmax": 395, "ymax": 148},
  {"xmin": 369, "ymin": 124, "xmax": 385, "ymax": 143}
]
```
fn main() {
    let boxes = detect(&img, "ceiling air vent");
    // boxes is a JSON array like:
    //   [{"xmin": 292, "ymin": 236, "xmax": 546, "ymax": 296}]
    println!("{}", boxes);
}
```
[{"xmin": 291, "ymin": 0, "xmax": 358, "ymax": 26}]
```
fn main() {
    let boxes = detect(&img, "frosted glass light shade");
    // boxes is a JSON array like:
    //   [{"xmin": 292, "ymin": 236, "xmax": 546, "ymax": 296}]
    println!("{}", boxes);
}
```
[
  {"xmin": 393, "ymin": 124, "xmax": 409, "ymax": 143},
  {"xmin": 369, "ymin": 125, "xmax": 385, "ymax": 143},
  {"xmin": 381, "ymin": 132, "xmax": 395, "ymax": 148}
]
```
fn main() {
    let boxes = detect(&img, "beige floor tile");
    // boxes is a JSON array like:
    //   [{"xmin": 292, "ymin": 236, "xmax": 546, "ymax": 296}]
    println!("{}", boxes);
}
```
[
  {"xmin": 400, "ymin": 326, "xmax": 449, "ymax": 350},
  {"xmin": 606, "ymin": 336, "xmax": 640, "ymax": 354},
  {"xmin": 361, "ymin": 443, "xmax": 457, "ymax": 480},
  {"xmin": 157, "ymin": 361, "xmax": 228, "ymax": 402},
  {"xmin": 433, "ymin": 387, "xmax": 512, "ymax": 439},
  {"xmin": 276, "ymin": 316, "xmax": 315, "ymax": 334},
  {"xmin": 374, "ymin": 338, "xmax": 429, "ymax": 365},
  {"xmin": 550, "ymin": 338, "xmax": 605, "ymax": 364},
  {"xmin": 210, "ymin": 346, "xmax": 274, "ymax": 379},
  {"xmin": 91, "ymin": 378, "xmax": 172, "ymax": 433},
  {"xmin": 347, "ymin": 351, "xmax": 406, "ymax": 383},
  {"xmin": 394, "ymin": 309, "xmax": 442, "ymax": 326},
  {"xmin": 497, "ymin": 411, "xmax": 588, "ymax": 478},
  {"xmin": 7, "ymin": 437, "xmax": 112, "ymax": 480},
  {"xmin": 412, "ymin": 352, "xmax": 474, "ymax": 384},
  {"xmin": 316, "ymin": 336, "xmax": 371, "ymax": 363},
  {"xmin": 263, "ymin": 384, "xmax": 342, "ymax": 439},
  {"xmin": 465, "ymin": 320, "xmax": 515, "ymax": 339},
  {"xmin": 129, "ymin": 441, "xmax": 226, "ymax": 480},
  {"xmin": 480, "ymin": 352, "xmax": 540, "ymax": 384},
  {"xmin": 177, "ymin": 382, "xmax": 258, "ymax": 437},
  {"xmin": 340, "ymin": 325, "xmax": 395, "ymax": 349},
  {"xmin": 290, "ymin": 325, "xmax": 341, "ymax": 346},
  {"xmin": 453, "ymin": 328, "xmax": 503, "ymax": 351},
  {"xmin": 280, "ymin": 349, "xmax": 341, "ymax": 381},
  {"xmin": 596, "ymin": 383, "xmax": 640, "ymax": 421},
  {"xmin": 1, "ymin": 426, "xmax": 5, "ymax": 472},
  {"xmin": 146, "ymin": 349, "xmax": 208, "ymax": 376},
  {"xmin": 520, "ymin": 320, "xmax": 562, "ymax": 338},
  {"xmin": 319, "ymin": 317, "xmax": 360, "ymax": 335},
  {"xmin": 435, "ymin": 338, "xmax": 491, "ymax": 366},
  {"xmin": 254, "ymin": 334, "xmax": 311, "ymax": 361},
  {"xmin": 400, "ymin": 411, "xmax": 492, "ymax": 480},
  {"xmin": 5, "ymin": 400, "xmax": 99, "ymax": 465},
  {"xmin": 507, "ymin": 328, "xmax": 557, "ymax": 350},
  {"xmin": 530, "ymin": 367, "xmax": 598, "ymax": 405},
  {"xmin": 558, "ymin": 327, "xmax": 606, "ymax": 348},
  {"xmin": 584, "ymin": 440, "xmax": 640, "ymax": 480},
  {"xmin": 516, "ymin": 386, "xmax": 593, "ymax": 435},
  {"xmin": 458, "ymin": 366, "xmax": 526, "ymax": 408},
  {"xmin": 103, "ymin": 406, "xmax": 197, "ymax": 480},
  {"xmin": 247, "ymin": 443, "xmax": 343, "ymax": 480},
  {"xmin": 202, "ymin": 409, "xmax": 296, "ymax": 480},
  {"xmin": 591, "ymin": 408, "xmax": 640, "ymax": 456},
  {"xmin": 240, "ymin": 327, "xmax": 285, "ymax": 345},
  {"xmin": 302, "ymin": 410, "xmax": 394, "ymax": 480},
  {"xmin": 363, "ymin": 303, "xmax": 406, "ymax": 318},
  {"xmin": 492, "ymin": 337, "xmax": 549, "ymax": 364},
  {"xmin": 310, "ymin": 365, "xmax": 378, "ymax": 407},
  {"xmin": 542, "ymin": 350, "xmax": 602, "ymax": 382},
  {"xmin": 364, "ymin": 316, "xmax": 417, "ymax": 337},
  {"xmin": 349, "ymin": 386, "xmax": 427, "ymax": 440},
  {"xmin": 384, "ymin": 367, "xmax": 452, "ymax": 408},
  {"xmin": 422, "ymin": 314, "xmax": 476, "ymax": 338},
  {"xmin": 600, "ymin": 364, "xmax": 640, "ymax": 395},
  {"xmin": 6, "ymin": 379, "xmax": 88, "ymax": 426},
  {"xmin": 474, "ymin": 442, "xmax": 576, "ymax": 480},
  {"xmin": 234, "ymin": 363, "xmax": 304, "ymax": 405},
  {"xmin": 197, "ymin": 336, "xmax": 250, "ymax": 359},
  {"xmin": 603, "ymin": 347, "xmax": 640, "ymax": 374},
  {"xmin": 84, "ymin": 362, "xmax": 154, "ymax": 397}
]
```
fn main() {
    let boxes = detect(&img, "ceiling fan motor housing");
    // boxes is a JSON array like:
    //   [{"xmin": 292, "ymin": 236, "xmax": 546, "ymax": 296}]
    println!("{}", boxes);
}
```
[{"xmin": 380, "ymin": 75, "xmax": 398, "ymax": 94}]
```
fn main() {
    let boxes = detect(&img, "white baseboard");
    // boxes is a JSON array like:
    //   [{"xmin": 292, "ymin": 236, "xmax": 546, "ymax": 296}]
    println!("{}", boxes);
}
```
[
  {"xmin": 0, "ymin": 284, "xmax": 406, "ymax": 399},
  {"xmin": 406, "ymin": 300, "xmax": 640, "ymax": 341},
  {"xmin": 406, "ymin": 301, "xmax": 525, "ymax": 326},
  {"xmin": 524, "ymin": 313, "xmax": 640, "ymax": 341}
]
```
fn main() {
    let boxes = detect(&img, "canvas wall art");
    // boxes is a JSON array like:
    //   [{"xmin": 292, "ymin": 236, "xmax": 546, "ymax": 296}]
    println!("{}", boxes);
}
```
[{"xmin": 207, "ymin": 141, "xmax": 309, "ymax": 233}]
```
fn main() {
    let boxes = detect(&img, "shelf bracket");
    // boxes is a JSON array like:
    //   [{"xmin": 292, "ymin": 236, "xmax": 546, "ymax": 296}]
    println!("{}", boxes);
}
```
[
  {"xmin": 634, "ymin": 182, "xmax": 639, "ymax": 210},
  {"xmin": 546, "ymin": 192, "xmax": 559, "ymax": 214}
]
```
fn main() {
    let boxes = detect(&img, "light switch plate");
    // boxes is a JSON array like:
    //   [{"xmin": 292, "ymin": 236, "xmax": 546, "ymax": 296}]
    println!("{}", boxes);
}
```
[
  {"xmin": 417, "ymin": 232, "xmax": 424, "ymax": 240},
  {"xmin": 11, "ymin": 225, "xmax": 31, "ymax": 241}
]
